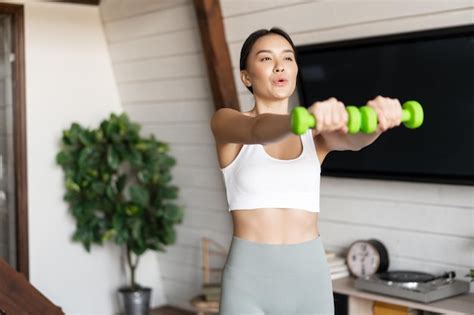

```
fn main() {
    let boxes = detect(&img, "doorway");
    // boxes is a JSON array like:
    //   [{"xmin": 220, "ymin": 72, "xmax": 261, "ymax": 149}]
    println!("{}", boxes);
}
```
[
  {"xmin": 0, "ymin": 3, "xmax": 28, "ymax": 278},
  {"xmin": 0, "ymin": 13, "xmax": 16, "ymax": 269}
]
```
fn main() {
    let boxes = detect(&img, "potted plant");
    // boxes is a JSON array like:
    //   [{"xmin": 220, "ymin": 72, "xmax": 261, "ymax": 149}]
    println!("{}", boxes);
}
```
[
  {"xmin": 56, "ymin": 112, "xmax": 185, "ymax": 314},
  {"xmin": 466, "ymin": 268, "xmax": 474, "ymax": 293}
]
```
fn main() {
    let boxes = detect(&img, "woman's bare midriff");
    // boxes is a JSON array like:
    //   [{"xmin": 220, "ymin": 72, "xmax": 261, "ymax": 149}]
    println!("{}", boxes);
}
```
[
  {"xmin": 231, "ymin": 208, "xmax": 320, "ymax": 245},
  {"xmin": 218, "ymin": 111, "xmax": 322, "ymax": 245}
]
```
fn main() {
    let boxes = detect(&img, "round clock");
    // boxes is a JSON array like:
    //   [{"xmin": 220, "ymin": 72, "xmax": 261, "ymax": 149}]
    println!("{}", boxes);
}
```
[{"xmin": 346, "ymin": 239, "xmax": 389, "ymax": 278}]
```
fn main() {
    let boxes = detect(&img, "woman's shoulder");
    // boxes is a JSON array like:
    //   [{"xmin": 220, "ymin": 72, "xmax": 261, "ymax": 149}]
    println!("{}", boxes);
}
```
[
  {"xmin": 214, "ymin": 110, "xmax": 251, "ymax": 169},
  {"xmin": 241, "ymin": 111, "xmax": 255, "ymax": 117}
]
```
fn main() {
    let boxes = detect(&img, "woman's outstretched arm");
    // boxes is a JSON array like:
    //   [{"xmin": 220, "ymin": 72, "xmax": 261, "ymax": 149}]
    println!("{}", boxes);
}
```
[
  {"xmin": 316, "ymin": 128, "xmax": 383, "ymax": 152},
  {"xmin": 211, "ymin": 108, "xmax": 293, "ymax": 145}
]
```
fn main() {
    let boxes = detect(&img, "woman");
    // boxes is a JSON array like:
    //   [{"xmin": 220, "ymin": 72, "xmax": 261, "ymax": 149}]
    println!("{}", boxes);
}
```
[{"xmin": 210, "ymin": 27, "xmax": 402, "ymax": 315}]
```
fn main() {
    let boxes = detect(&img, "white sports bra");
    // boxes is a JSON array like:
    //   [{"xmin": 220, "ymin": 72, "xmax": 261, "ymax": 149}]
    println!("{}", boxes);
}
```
[{"xmin": 220, "ymin": 128, "xmax": 321, "ymax": 213}]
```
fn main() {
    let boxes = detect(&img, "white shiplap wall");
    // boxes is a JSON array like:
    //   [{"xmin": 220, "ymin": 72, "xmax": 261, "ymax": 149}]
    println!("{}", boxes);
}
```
[
  {"xmin": 100, "ymin": 0, "xmax": 474, "ymax": 312},
  {"xmin": 99, "ymin": 0, "xmax": 232, "ymax": 311}
]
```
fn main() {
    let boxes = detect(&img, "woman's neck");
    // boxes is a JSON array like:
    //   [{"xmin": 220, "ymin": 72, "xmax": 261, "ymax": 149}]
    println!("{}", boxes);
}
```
[{"xmin": 251, "ymin": 99, "xmax": 289, "ymax": 115}]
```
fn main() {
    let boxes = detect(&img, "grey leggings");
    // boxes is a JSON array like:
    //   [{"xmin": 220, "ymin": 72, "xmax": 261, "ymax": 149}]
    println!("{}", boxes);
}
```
[{"xmin": 218, "ymin": 234, "xmax": 335, "ymax": 315}]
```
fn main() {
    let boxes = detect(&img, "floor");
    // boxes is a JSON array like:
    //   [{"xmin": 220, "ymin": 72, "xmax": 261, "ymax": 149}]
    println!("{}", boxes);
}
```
[{"xmin": 150, "ymin": 305, "xmax": 196, "ymax": 315}]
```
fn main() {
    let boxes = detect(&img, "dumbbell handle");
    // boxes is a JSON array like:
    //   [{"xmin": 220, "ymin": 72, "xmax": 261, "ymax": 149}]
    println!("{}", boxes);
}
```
[
  {"xmin": 358, "ymin": 100, "xmax": 424, "ymax": 133},
  {"xmin": 291, "ymin": 105, "xmax": 361, "ymax": 135},
  {"xmin": 401, "ymin": 109, "xmax": 413, "ymax": 122}
]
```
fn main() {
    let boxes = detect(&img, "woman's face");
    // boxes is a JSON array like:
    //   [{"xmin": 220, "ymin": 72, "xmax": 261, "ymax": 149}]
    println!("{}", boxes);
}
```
[{"xmin": 241, "ymin": 34, "xmax": 298, "ymax": 101}]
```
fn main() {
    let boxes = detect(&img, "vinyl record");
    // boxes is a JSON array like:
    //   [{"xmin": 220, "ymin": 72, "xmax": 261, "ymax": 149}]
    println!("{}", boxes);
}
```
[{"xmin": 376, "ymin": 270, "xmax": 434, "ymax": 283}]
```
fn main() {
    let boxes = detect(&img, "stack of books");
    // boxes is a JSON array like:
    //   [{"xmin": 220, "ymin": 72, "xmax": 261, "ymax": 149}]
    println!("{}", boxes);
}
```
[
  {"xmin": 202, "ymin": 282, "xmax": 221, "ymax": 301},
  {"xmin": 325, "ymin": 249, "xmax": 351, "ymax": 280},
  {"xmin": 373, "ymin": 301, "xmax": 420, "ymax": 315}
]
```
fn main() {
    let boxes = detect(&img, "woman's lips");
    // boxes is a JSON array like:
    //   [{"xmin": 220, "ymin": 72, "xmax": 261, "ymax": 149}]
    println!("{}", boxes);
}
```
[{"xmin": 272, "ymin": 79, "xmax": 288, "ymax": 87}]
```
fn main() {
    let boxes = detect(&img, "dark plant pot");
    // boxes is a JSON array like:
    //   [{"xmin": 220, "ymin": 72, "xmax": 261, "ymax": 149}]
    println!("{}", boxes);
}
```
[{"xmin": 118, "ymin": 286, "xmax": 152, "ymax": 315}]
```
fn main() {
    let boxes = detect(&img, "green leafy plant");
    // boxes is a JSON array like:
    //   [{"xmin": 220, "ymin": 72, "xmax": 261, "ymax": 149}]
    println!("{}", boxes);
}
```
[
  {"xmin": 56, "ymin": 112, "xmax": 184, "ymax": 290},
  {"xmin": 466, "ymin": 269, "xmax": 474, "ymax": 282}
]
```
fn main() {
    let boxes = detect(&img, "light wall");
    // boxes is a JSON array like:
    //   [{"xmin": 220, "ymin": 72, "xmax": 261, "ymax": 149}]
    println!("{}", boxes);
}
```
[
  {"xmin": 100, "ymin": 0, "xmax": 222, "ymax": 310},
  {"xmin": 1, "ymin": 1, "xmax": 142, "ymax": 314}
]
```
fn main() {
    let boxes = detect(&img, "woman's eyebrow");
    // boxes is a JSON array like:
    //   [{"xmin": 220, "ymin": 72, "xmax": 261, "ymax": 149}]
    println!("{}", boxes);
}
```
[{"xmin": 256, "ymin": 49, "xmax": 294, "ymax": 55}]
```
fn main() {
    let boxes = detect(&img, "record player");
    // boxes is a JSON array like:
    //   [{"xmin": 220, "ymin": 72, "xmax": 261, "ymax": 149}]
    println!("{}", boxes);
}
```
[
  {"xmin": 346, "ymin": 238, "xmax": 470, "ymax": 303},
  {"xmin": 354, "ymin": 270, "xmax": 470, "ymax": 303}
]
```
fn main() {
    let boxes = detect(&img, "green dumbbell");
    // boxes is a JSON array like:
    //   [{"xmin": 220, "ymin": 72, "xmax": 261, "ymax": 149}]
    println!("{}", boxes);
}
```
[
  {"xmin": 291, "ymin": 105, "xmax": 362, "ymax": 135},
  {"xmin": 358, "ymin": 100, "xmax": 424, "ymax": 133}
]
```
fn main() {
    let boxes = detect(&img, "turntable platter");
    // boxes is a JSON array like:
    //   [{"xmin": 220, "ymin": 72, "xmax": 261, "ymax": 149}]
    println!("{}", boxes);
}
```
[{"xmin": 377, "ymin": 271, "xmax": 434, "ymax": 283}]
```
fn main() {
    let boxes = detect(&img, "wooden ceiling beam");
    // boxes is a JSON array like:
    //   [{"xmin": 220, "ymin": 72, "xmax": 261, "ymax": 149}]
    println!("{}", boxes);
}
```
[
  {"xmin": 193, "ymin": 0, "xmax": 240, "ymax": 111},
  {"xmin": 52, "ymin": 0, "xmax": 100, "ymax": 5}
]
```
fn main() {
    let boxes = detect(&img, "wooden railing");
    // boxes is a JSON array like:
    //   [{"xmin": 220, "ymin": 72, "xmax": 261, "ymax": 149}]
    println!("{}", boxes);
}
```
[{"xmin": 0, "ymin": 258, "xmax": 64, "ymax": 315}]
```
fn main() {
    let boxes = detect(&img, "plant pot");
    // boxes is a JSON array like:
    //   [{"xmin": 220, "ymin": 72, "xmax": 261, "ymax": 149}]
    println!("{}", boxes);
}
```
[{"xmin": 118, "ymin": 286, "xmax": 152, "ymax": 315}]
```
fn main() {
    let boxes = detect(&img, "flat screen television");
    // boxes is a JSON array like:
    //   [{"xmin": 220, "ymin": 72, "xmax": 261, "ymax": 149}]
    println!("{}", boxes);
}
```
[{"xmin": 295, "ymin": 24, "xmax": 474, "ymax": 186}]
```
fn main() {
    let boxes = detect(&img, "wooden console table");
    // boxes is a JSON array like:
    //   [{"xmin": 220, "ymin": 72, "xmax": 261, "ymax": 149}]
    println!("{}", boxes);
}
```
[{"xmin": 332, "ymin": 276, "xmax": 473, "ymax": 315}]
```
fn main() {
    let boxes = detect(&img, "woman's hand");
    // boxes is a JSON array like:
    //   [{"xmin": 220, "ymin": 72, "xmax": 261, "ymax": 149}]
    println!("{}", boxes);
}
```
[
  {"xmin": 307, "ymin": 97, "xmax": 349, "ymax": 135},
  {"xmin": 366, "ymin": 95, "xmax": 403, "ymax": 132}
]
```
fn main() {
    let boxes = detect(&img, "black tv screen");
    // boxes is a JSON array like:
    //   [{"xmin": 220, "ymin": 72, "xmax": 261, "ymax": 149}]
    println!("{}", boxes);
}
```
[{"xmin": 296, "ymin": 24, "xmax": 474, "ymax": 186}]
